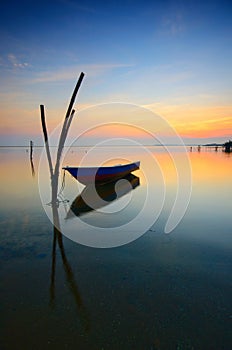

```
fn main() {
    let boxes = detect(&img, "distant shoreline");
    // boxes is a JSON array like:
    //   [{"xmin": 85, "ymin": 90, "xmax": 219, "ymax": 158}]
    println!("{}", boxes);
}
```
[{"xmin": 0, "ymin": 144, "xmax": 203, "ymax": 148}]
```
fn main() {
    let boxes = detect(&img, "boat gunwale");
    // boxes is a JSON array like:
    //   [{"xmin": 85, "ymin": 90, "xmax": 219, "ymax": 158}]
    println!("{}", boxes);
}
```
[{"xmin": 62, "ymin": 161, "xmax": 140, "ymax": 171}]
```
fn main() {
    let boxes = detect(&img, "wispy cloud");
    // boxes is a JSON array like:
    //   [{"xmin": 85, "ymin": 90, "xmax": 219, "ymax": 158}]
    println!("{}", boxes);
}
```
[
  {"xmin": 30, "ymin": 63, "xmax": 134, "ymax": 83},
  {"xmin": 144, "ymin": 102, "xmax": 232, "ymax": 138},
  {"xmin": 7, "ymin": 54, "xmax": 30, "ymax": 69},
  {"xmin": 0, "ymin": 53, "xmax": 31, "ymax": 70},
  {"xmin": 160, "ymin": 12, "xmax": 185, "ymax": 36}
]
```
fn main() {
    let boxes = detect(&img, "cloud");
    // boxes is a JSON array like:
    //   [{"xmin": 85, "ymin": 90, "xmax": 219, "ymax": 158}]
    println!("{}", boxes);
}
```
[
  {"xmin": 160, "ymin": 12, "xmax": 185, "ymax": 36},
  {"xmin": 7, "ymin": 54, "xmax": 30, "ymax": 69},
  {"xmin": 144, "ymin": 102, "xmax": 232, "ymax": 138},
  {"xmin": 30, "ymin": 63, "xmax": 134, "ymax": 83}
]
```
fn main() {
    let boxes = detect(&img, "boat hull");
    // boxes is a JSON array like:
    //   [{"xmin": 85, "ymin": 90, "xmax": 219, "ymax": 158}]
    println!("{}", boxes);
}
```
[{"xmin": 63, "ymin": 161, "xmax": 140, "ymax": 185}]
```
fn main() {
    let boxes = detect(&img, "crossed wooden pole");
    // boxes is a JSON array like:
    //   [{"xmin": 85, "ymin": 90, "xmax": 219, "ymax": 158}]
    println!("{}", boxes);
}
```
[{"xmin": 40, "ymin": 72, "xmax": 85, "ymax": 204}]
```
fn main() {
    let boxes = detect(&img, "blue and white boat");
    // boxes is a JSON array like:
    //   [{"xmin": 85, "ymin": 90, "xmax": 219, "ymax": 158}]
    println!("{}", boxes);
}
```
[{"xmin": 63, "ymin": 161, "xmax": 140, "ymax": 185}]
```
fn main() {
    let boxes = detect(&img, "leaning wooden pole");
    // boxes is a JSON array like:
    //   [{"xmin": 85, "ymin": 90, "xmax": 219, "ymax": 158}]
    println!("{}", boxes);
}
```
[
  {"xmin": 40, "ymin": 72, "xmax": 85, "ymax": 205},
  {"xmin": 40, "ymin": 104, "xmax": 54, "ymax": 178},
  {"xmin": 56, "ymin": 72, "xmax": 85, "ymax": 165},
  {"xmin": 64, "ymin": 109, "xmax": 76, "ymax": 142},
  {"xmin": 64, "ymin": 72, "xmax": 85, "ymax": 121},
  {"xmin": 52, "ymin": 72, "xmax": 85, "ymax": 203}
]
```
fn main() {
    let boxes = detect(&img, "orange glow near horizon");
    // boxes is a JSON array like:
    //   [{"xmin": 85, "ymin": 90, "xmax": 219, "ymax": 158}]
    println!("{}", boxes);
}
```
[
  {"xmin": 0, "ymin": 103, "xmax": 231, "ymax": 141},
  {"xmin": 174, "ymin": 119, "xmax": 232, "ymax": 138},
  {"xmin": 74, "ymin": 123, "xmax": 154, "ymax": 140},
  {"xmin": 146, "ymin": 103, "xmax": 232, "ymax": 139}
]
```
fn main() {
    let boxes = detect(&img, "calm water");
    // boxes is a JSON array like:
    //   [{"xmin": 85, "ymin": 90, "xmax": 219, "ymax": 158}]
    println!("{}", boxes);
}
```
[{"xmin": 0, "ymin": 146, "xmax": 231, "ymax": 350}]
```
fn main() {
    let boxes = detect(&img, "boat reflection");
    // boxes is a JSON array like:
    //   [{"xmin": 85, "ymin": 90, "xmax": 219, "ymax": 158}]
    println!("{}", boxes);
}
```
[{"xmin": 67, "ymin": 173, "xmax": 140, "ymax": 218}]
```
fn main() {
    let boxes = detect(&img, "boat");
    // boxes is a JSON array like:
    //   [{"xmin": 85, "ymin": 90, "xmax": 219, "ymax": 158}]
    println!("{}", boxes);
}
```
[
  {"xmin": 62, "ymin": 161, "xmax": 140, "ymax": 185},
  {"xmin": 66, "ymin": 174, "xmax": 140, "ymax": 218}
]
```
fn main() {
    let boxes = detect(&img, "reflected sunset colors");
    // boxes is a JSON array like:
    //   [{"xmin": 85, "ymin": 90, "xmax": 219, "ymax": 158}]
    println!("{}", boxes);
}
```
[
  {"xmin": 0, "ymin": 145, "xmax": 230, "ymax": 239},
  {"xmin": 0, "ymin": 146, "xmax": 231, "ymax": 349}
]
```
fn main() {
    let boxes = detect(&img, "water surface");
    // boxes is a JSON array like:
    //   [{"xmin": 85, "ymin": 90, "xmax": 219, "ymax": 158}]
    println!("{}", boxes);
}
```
[{"xmin": 0, "ymin": 146, "xmax": 231, "ymax": 349}]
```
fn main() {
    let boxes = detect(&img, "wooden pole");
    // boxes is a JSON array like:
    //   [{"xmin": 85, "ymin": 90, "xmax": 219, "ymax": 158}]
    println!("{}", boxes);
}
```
[
  {"xmin": 64, "ymin": 109, "xmax": 75, "ymax": 141},
  {"xmin": 56, "ymin": 72, "xmax": 84, "ymax": 160},
  {"xmin": 64, "ymin": 72, "xmax": 85, "ymax": 121},
  {"xmin": 52, "ymin": 73, "xmax": 85, "ymax": 203},
  {"xmin": 30, "ymin": 140, "xmax": 33, "ymax": 160},
  {"xmin": 40, "ymin": 105, "xmax": 54, "ymax": 178},
  {"xmin": 40, "ymin": 72, "xmax": 85, "ymax": 205}
]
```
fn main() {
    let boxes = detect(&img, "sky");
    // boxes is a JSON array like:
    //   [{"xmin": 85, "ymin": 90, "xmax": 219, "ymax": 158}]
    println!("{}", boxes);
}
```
[{"xmin": 0, "ymin": 0, "xmax": 232, "ymax": 145}]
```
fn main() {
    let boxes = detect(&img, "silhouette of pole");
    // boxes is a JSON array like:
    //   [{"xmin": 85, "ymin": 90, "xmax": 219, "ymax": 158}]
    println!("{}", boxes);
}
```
[
  {"xmin": 40, "ymin": 105, "xmax": 53, "ymax": 178},
  {"xmin": 64, "ymin": 72, "xmax": 85, "ymax": 121},
  {"xmin": 52, "ymin": 72, "xmax": 85, "ymax": 204},
  {"xmin": 30, "ymin": 140, "xmax": 33, "ymax": 160},
  {"xmin": 40, "ymin": 72, "xmax": 85, "ymax": 204}
]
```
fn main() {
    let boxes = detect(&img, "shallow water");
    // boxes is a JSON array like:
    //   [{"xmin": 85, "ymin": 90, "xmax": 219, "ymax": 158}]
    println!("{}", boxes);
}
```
[{"xmin": 0, "ymin": 146, "xmax": 231, "ymax": 349}]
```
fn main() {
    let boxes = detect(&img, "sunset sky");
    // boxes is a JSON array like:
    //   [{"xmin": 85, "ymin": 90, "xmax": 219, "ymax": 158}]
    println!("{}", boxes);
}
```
[{"xmin": 0, "ymin": 0, "xmax": 232, "ymax": 145}]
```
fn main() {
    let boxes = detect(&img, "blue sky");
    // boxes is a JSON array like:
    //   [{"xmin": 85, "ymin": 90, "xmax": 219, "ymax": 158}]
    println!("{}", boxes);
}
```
[{"xmin": 0, "ymin": 0, "xmax": 232, "ymax": 145}]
